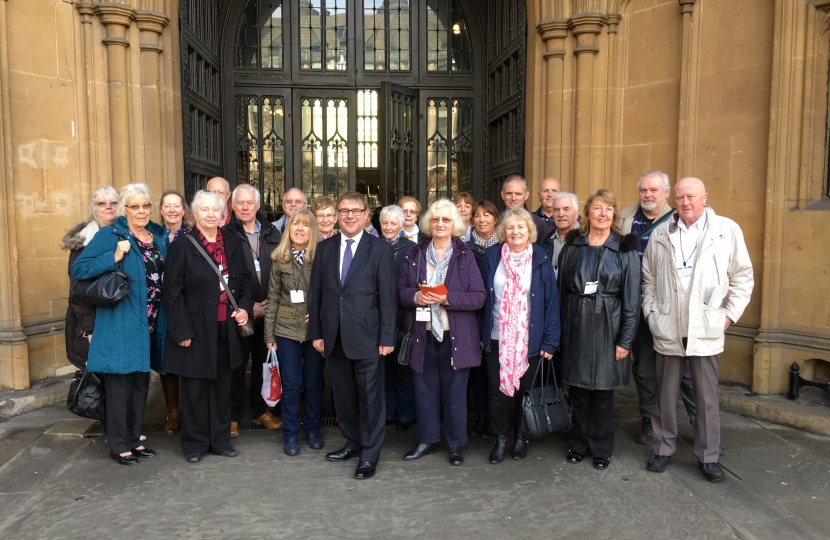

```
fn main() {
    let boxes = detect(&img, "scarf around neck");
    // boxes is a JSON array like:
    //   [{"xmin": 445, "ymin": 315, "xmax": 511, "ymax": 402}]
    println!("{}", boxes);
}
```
[
  {"xmin": 404, "ymin": 225, "xmax": 419, "ymax": 242},
  {"xmin": 390, "ymin": 230, "xmax": 407, "ymax": 245},
  {"xmin": 425, "ymin": 240, "xmax": 453, "ymax": 341},
  {"xmin": 498, "ymin": 242, "xmax": 533, "ymax": 396},
  {"xmin": 291, "ymin": 245, "xmax": 305, "ymax": 265},
  {"xmin": 472, "ymin": 229, "xmax": 499, "ymax": 251}
]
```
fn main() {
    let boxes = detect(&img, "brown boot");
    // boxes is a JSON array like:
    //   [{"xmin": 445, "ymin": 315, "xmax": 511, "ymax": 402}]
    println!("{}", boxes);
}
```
[
  {"xmin": 253, "ymin": 411, "xmax": 283, "ymax": 430},
  {"xmin": 160, "ymin": 374, "xmax": 181, "ymax": 435}
]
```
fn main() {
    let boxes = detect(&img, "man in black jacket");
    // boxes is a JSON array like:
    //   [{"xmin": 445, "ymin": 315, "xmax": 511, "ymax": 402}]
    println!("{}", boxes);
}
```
[
  {"xmin": 308, "ymin": 192, "xmax": 397, "ymax": 480},
  {"xmin": 501, "ymin": 174, "xmax": 553, "ymax": 245},
  {"xmin": 225, "ymin": 184, "xmax": 283, "ymax": 436}
]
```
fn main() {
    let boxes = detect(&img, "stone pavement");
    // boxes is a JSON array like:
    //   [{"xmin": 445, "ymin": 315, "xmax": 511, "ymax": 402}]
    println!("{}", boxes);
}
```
[{"xmin": 0, "ymin": 385, "xmax": 828, "ymax": 540}]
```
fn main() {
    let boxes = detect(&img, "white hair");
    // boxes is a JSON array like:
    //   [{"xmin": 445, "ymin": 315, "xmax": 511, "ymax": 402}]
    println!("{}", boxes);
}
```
[
  {"xmin": 638, "ymin": 170, "xmax": 670, "ymax": 191},
  {"xmin": 117, "ymin": 183, "xmax": 153, "ymax": 217},
  {"xmin": 283, "ymin": 187, "xmax": 308, "ymax": 204},
  {"xmin": 232, "ymin": 183, "xmax": 261, "ymax": 205},
  {"xmin": 380, "ymin": 205, "xmax": 405, "ymax": 227},
  {"xmin": 191, "ymin": 190, "xmax": 226, "ymax": 216},
  {"xmin": 552, "ymin": 191, "xmax": 578, "ymax": 209},
  {"xmin": 89, "ymin": 186, "xmax": 119, "ymax": 227},
  {"xmin": 420, "ymin": 199, "xmax": 467, "ymax": 237}
]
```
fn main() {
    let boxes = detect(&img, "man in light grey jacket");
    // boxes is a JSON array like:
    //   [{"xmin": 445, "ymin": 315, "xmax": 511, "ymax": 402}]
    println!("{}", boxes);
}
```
[{"xmin": 642, "ymin": 177, "xmax": 754, "ymax": 482}]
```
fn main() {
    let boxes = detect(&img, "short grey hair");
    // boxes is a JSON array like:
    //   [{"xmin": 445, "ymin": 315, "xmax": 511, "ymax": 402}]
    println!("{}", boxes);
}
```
[
  {"xmin": 420, "ymin": 199, "xmax": 467, "ymax": 237},
  {"xmin": 191, "ymin": 190, "xmax": 226, "ymax": 216},
  {"xmin": 552, "ymin": 191, "xmax": 579, "ymax": 209},
  {"xmin": 380, "ymin": 205, "xmax": 405, "ymax": 227},
  {"xmin": 502, "ymin": 174, "xmax": 529, "ymax": 192},
  {"xmin": 89, "ymin": 186, "xmax": 119, "ymax": 227},
  {"xmin": 117, "ymin": 184, "xmax": 153, "ymax": 217},
  {"xmin": 638, "ymin": 170, "xmax": 670, "ymax": 191},
  {"xmin": 283, "ymin": 187, "xmax": 308, "ymax": 204},
  {"xmin": 232, "ymin": 183, "xmax": 261, "ymax": 205}
]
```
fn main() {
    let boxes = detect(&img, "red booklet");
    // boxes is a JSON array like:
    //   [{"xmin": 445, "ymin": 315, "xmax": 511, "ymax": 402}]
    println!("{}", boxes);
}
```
[{"xmin": 419, "ymin": 283, "xmax": 448, "ymax": 295}]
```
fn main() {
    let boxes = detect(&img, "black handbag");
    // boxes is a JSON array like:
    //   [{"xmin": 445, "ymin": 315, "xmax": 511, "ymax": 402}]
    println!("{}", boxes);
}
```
[
  {"xmin": 70, "ymin": 260, "xmax": 133, "ymax": 308},
  {"xmin": 397, "ymin": 247, "xmax": 422, "ymax": 366},
  {"xmin": 520, "ymin": 357, "xmax": 572, "ymax": 438},
  {"xmin": 67, "ymin": 369, "xmax": 106, "ymax": 421}
]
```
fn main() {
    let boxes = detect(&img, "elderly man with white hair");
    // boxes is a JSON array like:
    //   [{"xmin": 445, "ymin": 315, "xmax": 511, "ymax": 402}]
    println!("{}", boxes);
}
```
[
  {"xmin": 207, "ymin": 177, "xmax": 232, "ymax": 227},
  {"xmin": 543, "ymin": 191, "xmax": 580, "ymax": 280},
  {"xmin": 272, "ymin": 188, "xmax": 308, "ymax": 233}
]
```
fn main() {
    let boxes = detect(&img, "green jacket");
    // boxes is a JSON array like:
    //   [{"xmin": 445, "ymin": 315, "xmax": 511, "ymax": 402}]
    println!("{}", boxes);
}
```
[{"xmin": 263, "ymin": 257, "xmax": 312, "ymax": 343}]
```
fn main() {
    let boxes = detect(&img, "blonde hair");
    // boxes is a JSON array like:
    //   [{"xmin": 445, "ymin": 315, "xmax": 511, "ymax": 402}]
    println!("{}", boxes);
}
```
[
  {"xmin": 496, "ymin": 207, "xmax": 538, "ymax": 244},
  {"xmin": 159, "ymin": 190, "xmax": 193, "ymax": 228},
  {"xmin": 310, "ymin": 195, "xmax": 336, "ymax": 215},
  {"xmin": 117, "ymin": 183, "xmax": 153, "ymax": 217},
  {"xmin": 271, "ymin": 209, "xmax": 319, "ymax": 265},
  {"xmin": 420, "ymin": 199, "xmax": 467, "ymax": 237},
  {"xmin": 89, "ymin": 186, "xmax": 119, "ymax": 227},
  {"xmin": 579, "ymin": 189, "xmax": 621, "ymax": 235}
]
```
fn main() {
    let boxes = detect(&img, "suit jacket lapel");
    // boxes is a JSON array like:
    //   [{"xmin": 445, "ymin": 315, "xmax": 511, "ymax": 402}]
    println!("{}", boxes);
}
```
[{"xmin": 342, "ymin": 233, "xmax": 371, "ymax": 289}]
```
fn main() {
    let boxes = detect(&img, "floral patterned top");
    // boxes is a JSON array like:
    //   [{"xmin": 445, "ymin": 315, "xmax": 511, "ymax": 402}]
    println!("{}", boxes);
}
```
[{"xmin": 135, "ymin": 237, "xmax": 164, "ymax": 333}]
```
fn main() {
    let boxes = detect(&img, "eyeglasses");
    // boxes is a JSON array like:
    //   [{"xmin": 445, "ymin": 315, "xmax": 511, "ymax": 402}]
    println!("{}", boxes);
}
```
[
  {"xmin": 96, "ymin": 201, "xmax": 118, "ymax": 208},
  {"xmin": 430, "ymin": 217, "xmax": 453, "ymax": 224},
  {"xmin": 337, "ymin": 208, "xmax": 366, "ymax": 217},
  {"xmin": 317, "ymin": 213, "xmax": 336, "ymax": 220},
  {"xmin": 402, "ymin": 209, "xmax": 418, "ymax": 215},
  {"xmin": 235, "ymin": 201, "xmax": 258, "ymax": 208},
  {"xmin": 126, "ymin": 203, "xmax": 153, "ymax": 211}
]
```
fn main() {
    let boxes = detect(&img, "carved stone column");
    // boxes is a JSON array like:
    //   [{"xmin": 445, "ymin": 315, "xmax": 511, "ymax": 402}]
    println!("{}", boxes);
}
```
[
  {"xmin": 95, "ymin": 3, "xmax": 135, "ymax": 188},
  {"xmin": 77, "ymin": 2, "xmax": 97, "ymax": 199},
  {"xmin": 537, "ymin": 18, "xmax": 570, "ymax": 184},
  {"xmin": 569, "ymin": 12, "xmax": 606, "ymax": 199},
  {"xmin": 135, "ymin": 10, "xmax": 170, "ymax": 196},
  {"xmin": 0, "ymin": 0, "xmax": 29, "ymax": 390},
  {"xmin": 676, "ymin": 0, "xmax": 700, "ymax": 179}
]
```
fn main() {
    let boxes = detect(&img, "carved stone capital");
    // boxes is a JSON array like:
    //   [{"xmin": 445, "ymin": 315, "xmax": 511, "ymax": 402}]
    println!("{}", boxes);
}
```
[
  {"xmin": 135, "ymin": 10, "xmax": 169, "ymax": 52},
  {"xmin": 77, "ymin": 2, "xmax": 95, "ymax": 24},
  {"xmin": 94, "ymin": 3, "xmax": 135, "ymax": 49},
  {"xmin": 606, "ymin": 13, "xmax": 622, "ymax": 34},
  {"xmin": 679, "ymin": 0, "xmax": 696, "ymax": 15},
  {"xmin": 537, "ymin": 18, "xmax": 569, "ymax": 42},
  {"xmin": 569, "ymin": 12, "xmax": 606, "ymax": 55}
]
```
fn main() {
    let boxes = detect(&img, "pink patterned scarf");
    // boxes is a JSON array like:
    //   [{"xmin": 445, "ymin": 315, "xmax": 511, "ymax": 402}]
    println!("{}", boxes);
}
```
[{"xmin": 498, "ymin": 242, "xmax": 533, "ymax": 396}]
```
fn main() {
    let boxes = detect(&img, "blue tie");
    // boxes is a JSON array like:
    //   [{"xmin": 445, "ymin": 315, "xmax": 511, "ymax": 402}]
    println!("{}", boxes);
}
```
[{"xmin": 341, "ymin": 239, "xmax": 354, "ymax": 287}]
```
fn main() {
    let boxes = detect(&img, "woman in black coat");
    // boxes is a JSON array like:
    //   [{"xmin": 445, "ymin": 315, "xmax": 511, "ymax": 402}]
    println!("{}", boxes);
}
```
[
  {"xmin": 379, "ymin": 204, "xmax": 417, "ymax": 431},
  {"xmin": 558, "ymin": 189, "xmax": 640, "ymax": 471},
  {"xmin": 163, "ymin": 190, "xmax": 253, "ymax": 463}
]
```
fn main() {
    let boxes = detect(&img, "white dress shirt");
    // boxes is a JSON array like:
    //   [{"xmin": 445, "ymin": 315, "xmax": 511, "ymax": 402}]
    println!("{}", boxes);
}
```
[
  {"xmin": 671, "ymin": 214, "xmax": 707, "ymax": 292},
  {"xmin": 339, "ymin": 230, "xmax": 364, "ymax": 281}
]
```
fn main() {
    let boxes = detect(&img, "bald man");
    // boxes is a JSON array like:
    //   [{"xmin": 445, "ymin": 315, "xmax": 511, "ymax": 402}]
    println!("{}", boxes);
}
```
[
  {"xmin": 642, "ymin": 177, "xmax": 754, "ymax": 482},
  {"xmin": 207, "ymin": 177, "xmax": 232, "ymax": 227},
  {"xmin": 533, "ymin": 177, "xmax": 561, "ymax": 235},
  {"xmin": 272, "ymin": 188, "xmax": 308, "ymax": 233}
]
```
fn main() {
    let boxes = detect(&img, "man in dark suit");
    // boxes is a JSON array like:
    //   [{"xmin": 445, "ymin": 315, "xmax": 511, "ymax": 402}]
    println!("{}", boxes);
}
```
[{"xmin": 308, "ymin": 192, "xmax": 397, "ymax": 479}]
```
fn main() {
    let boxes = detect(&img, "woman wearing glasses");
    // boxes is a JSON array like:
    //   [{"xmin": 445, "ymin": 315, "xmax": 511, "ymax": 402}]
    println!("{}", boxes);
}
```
[
  {"xmin": 61, "ymin": 186, "xmax": 119, "ymax": 370},
  {"xmin": 311, "ymin": 196, "xmax": 337, "ymax": 240},
  {"xmin": 398, "ymin": 199, "xmax": 486, "ymax": 466},
  {"xmin": 71, "ymin": 184, "xmax": 169, "ymax": 465}
]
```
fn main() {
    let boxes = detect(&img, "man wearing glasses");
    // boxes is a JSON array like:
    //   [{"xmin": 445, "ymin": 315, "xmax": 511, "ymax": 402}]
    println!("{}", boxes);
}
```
[
  {"xmin": 207, "ymin": 177, "xmax": 233, "ymax": 227},
  {"xmin": 308, "ymin": 192, "xmax": 397, "ymax": 480},
  {"xmin": 272, "ymin": 188, "xmax": 308, "ymax": 233}
]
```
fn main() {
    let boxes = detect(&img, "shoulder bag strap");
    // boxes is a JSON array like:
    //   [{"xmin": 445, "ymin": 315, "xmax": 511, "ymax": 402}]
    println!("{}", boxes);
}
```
[
  {"xmin": 638, "ymin": 211, "xmax": 674, "ymax": 239},
  {"xmin": 405, "ymin": 247, "xmax": 422, "ymax": 334},
  {"xmin": 186, "ymin": 234, "xmax": 241, "ymax": 313}
]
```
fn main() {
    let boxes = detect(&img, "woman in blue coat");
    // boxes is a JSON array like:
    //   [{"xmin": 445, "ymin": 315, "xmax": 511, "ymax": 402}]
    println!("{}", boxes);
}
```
[
  {"xmin": 71, "ymin": 183, "xmax": 169, "ymax": 466},
  {"xmin": 480, "ymin": 208, "xmax": 560, "ymax": 464}
]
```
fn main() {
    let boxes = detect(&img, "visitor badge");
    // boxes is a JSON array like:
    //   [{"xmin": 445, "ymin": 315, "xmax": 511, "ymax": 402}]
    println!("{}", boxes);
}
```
[
  {"xmin": 677, "ymin": 266, "xmax": 693, "ymax": 279},
  {"xmin": 416, "ymin": 307, "xmax": 431, "ymax": 322},
  {"xmin": 254, "ymin": 260, "xmax": 261, "ymax": 272},
  {"xmin": 584, "ymin": 281, "xmax": 598, "ymax": 295},
  {"xmin": 290, "ymin": 290, "xmax": 304, "ymax": 303}
]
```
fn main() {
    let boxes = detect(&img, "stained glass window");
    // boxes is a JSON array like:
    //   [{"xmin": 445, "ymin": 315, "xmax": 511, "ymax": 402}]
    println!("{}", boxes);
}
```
[
  {"xmin": 235, "ymin": 95, "xmax": 285, "ymax": 209},
  {"xmin": 357, "ymin": 89, "xmax": 379, "ymax": 168},
  {"xmin": 426, "ymin": 96, "xmax": 472, "ymax": 203},
  {"xmin": 301, "ymin": 97, "xmax": 349, "ymax": 200}
]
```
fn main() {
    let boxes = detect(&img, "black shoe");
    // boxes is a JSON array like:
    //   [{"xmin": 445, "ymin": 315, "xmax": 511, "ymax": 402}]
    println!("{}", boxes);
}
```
[
  {"xmin": 326, "ymin": 446, "xmax": 359, "ymax": 462},
  {"xmin": 468, "ymin": 415, "xmax": 488, "ymax": 437},
  {"xmin": 307, "ymin": 432, "xmax": 324, "ymax": 450},
  {"xmin": 448, "ymin": 446, "xmax": 464, "ymax": 466},
  {"xmin": 111, "ymin": 453, "xmax": 139, "ymax": 466},
  {"xmin": 633, "ymin": 416, "xmax": 653, "ymax": 445},
  {"xmin": 566, "ymin": 450, "xmax": 583, "ymax": 464},
  {"xmin": 404, "ymin": 442, "xmax": 437, "ymax": 460},
  {"xmin": 593, "ymin": 457, "xmax": 611, "ymax": 470},
  {"xmin": 511, "ymin": 436, "xmax": 528, "ymax": 460},
  {"xmin": 354, "ymin": 461, "xmax": 377, "ymax": 479},
  {"xmin": 698, "ymin": 462, "xmax": 725, "ymax": 482},
  {"xmin": 185, "ymin": 453, "xmax": 203, "ymax": 463},
  {"xmin": 489, "ymin": 435, "xmax": 507, "ymax": 464},
  {"xmin": 395, "ymin": 420, "xmax": 414, "ymax": 432},
  {"xmin": 210, "ymin": 446, "xmax": 238, "ymax": 458},
  {"xmin": 131, "ymin": 447, "xmax": 155, "ymax": 458},
  {"xmin": 647, "ymin": 454, "xmax": 672, "ymax": 473},
  {"xmin": 284, "ymin": 437, "xmax": 300, "ymax": 456}
]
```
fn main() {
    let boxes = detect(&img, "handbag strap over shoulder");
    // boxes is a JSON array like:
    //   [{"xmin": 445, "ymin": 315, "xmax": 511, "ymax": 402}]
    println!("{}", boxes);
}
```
[{"xmin": 186, "ymin": 234, "xmax": 241, "ymax": 313}]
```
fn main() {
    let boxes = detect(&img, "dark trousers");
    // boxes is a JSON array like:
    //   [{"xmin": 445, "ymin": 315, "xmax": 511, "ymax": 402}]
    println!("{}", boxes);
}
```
[
  {"xmin": 231, "ymin": 322, "xmax": 268, "ymax": 421},
  {"xmin": 568, "ymin": 386, "xmax": 615, "ymax": 458},
  {"xmin": 468, "ymin": 363, "xmax": 489, "ymax": 417},
  {"xmin": 180, "ymin": 322, "xmax": 233, "ymax": 455},
  {"xmin": 484, "ymin": 340, "xmax": 542, "ymax": 436},
  {"xmin": 105, "ymin": 371, "xmax": 150, "ymax": 455},
  {"xmin": 385, "ymin": 348, "xmax": 415, "ymax": 423},
  {"xmin": 652, "ymin": 353, "xmax": 721, "ymax": 463},
  {"xmin": 632, "ymin": 314, "xmax": 697, "ymax": 421},
  {"xmin": 275, "ymin": 337, "xmax": 325, "ymax": 440},
  {"xmin": 412, "ymin": 331, "xmax": 469, "ymax": 447},
  {"xmin": 328, "ymin": 332, "xmax": 385, "ymax": 463}
]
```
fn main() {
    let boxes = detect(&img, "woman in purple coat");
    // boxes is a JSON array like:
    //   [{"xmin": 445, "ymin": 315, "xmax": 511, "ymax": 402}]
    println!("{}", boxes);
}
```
[{"xmin": 398, "ymin": 199, "xmax": 487, "ymax": 466}]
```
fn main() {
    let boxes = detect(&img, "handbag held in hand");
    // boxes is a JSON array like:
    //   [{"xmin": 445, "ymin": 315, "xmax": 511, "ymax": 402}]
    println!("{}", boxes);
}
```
[
  {"xmin": 397, "ymin": 247, "xmax": 422, "ymax": 366},
  {"xmin": 261, "ymin": 349, "xmax": 282, "ymax": 407},
  {"xmin": 186, "ymin": 235, "xmax": 255, "ymax": 337},
  {"xmin": 520, "ymin": 358, "xmax": 572, "ymax": 438},
  {"xmin": 67, "ymin": 369, "xmax": 106, "ymax": 421}
]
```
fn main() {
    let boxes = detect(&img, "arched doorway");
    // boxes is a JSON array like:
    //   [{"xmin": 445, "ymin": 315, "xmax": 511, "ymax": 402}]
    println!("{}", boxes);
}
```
[{"xmin": 180, "ymin": 0, "xmax": 526, "ymax": 210}]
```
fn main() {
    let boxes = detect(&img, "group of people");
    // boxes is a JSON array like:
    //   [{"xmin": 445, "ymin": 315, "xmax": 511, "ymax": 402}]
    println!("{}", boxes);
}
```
[{"xmin": 62, "ymin": 170, "xmax": 753, "ymax": 483}]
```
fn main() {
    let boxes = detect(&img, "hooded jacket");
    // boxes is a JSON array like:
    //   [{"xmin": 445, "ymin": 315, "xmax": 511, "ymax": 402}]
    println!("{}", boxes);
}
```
[{"xmin": 61, "ymin": 221, "xmax": 99, "ymax": 368}]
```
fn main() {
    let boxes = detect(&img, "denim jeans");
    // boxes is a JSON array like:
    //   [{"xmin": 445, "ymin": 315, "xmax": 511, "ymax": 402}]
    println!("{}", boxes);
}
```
[{"xmin": 274, "ymin": 337, "xmax": 325, "ymax": 440}]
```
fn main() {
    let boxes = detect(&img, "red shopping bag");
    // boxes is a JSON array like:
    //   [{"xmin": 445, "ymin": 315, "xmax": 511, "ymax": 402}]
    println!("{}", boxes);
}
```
[{"xmin": 261, "ymin": 349, "xmax": 282, "ymax": 407}]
